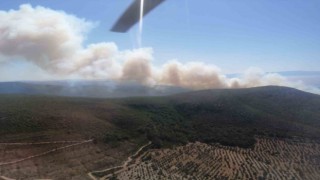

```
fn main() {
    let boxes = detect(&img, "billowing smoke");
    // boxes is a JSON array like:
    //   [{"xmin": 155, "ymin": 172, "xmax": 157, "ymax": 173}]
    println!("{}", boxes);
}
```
[
  {"xmin": 229, "ymin": 68, "xmax": 291, "ymax": 88},
  {"xmin": 121, "ymin": 48, "xmax": 154, "ymax": 84},
  {"xmin": 0, "ymin": 4, "xmax": 91, "ymax": 72},
  {"xmin": 159, "ymin": 61, "xmax": 228, "ymax": 89},
  {"xmin": 0, "ymin": 4, "xmax": 317, "ymax": 93}
]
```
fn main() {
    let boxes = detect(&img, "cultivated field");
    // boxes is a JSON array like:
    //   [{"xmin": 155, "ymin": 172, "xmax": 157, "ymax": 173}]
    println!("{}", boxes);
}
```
[
  {"xmin": 113, "ymin": 137, "xmax": 320, "ymax": 180},
  {"xmin": 1, "ymin": 136, "xmax": 320, "ymax": 179}
]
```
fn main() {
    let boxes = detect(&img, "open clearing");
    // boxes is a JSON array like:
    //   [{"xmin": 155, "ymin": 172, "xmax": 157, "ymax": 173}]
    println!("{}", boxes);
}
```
[{"xmin": 0, "ymin": 132, "xmax": 142, "ymax": 180}]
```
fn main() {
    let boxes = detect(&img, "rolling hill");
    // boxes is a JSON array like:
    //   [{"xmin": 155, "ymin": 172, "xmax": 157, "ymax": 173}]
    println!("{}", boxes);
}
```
[
  {"xmin": 1, "ymin": 86, "xmax": 319, "ymax": 148},
  {"xmin": 0, "ymin": 85, "xmax": 319, "ymax": 179}
]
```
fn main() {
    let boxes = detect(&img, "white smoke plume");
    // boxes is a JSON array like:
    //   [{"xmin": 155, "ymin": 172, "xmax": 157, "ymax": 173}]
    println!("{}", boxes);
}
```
[
  {"xmin": 158, "ymin": 61, "xmax": 228, "ymax": 89},
  {"xmin": 0, "ymin": 4, "xmax": 317, "ymax": 93}
]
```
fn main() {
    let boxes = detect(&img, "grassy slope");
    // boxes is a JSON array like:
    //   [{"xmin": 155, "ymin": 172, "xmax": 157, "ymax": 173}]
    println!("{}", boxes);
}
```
[{"xmin": 0, "ymin": 86, "xmax": 319, "ymax": 148}]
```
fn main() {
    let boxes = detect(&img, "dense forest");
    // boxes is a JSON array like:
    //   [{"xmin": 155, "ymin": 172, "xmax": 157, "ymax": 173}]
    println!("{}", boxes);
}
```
[{"xmin": 1, "ymin": 86, "xmax": 320, "ymax": 148}]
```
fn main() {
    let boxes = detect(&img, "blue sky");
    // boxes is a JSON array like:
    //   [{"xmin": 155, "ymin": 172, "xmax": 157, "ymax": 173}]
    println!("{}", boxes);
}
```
[{"xmin": 1, "ymin": 0, "xmax": 320, "ymax": 73}]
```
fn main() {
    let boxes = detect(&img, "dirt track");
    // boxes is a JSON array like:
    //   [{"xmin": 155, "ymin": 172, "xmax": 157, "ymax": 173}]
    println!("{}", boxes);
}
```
[
  {"xmin": 88, "ymin": 141, "xmax": 152, "ymax": 180},
  {"xmin": 0, "ymin": 140, "xmax": 89, "ymax": 146},
  {"xmin": 0, "ymin": 139, "xmax": 92, "ymax": 167}
]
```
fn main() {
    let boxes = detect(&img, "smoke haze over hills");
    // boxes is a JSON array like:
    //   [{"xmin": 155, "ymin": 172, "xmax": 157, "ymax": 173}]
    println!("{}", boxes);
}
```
[{"xmin": 0, "ymin": 4, "xmax": 319, "ymax": 94}]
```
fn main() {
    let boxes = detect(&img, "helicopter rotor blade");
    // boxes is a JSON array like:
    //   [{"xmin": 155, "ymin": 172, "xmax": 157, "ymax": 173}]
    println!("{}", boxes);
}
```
[{"xmin": 111, "ymin": 0, "xmax": 165, "ymax": 33}]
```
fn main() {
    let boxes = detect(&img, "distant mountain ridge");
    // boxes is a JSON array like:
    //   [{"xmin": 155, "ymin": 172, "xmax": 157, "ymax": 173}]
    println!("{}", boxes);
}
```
[
  {"xmin": 227, "ymin": 71, "xmax": 320, "ymax": 77},
  {"xmin": 227, "ymin": 71, "xmax": 320, "ymax": 88},
  {"xmin": 0, "ymin": 80, "xmax": 190, "ymax": 98}
]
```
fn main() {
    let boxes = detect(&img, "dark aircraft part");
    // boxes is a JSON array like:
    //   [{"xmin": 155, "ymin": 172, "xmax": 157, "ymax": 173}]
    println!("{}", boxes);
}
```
[{"xmin": 111, "ymin": 0, "xmax": 165, "ymax": 32}]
